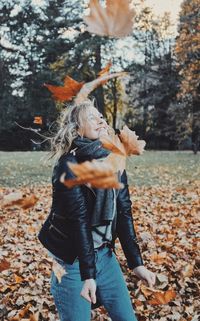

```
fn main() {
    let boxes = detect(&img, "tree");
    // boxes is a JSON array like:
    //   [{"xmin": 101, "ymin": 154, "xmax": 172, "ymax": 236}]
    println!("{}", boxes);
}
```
[
  {"xmin": 175, "ymin": 0, "xmax": 200, "ymax": 149},
  {"xmin": 0, "ymin": 0, "xmax": 72, "ymax": 149},
  {"xmin": 125, "ymin": 5, "xmax": 178, "ymax": 149}
]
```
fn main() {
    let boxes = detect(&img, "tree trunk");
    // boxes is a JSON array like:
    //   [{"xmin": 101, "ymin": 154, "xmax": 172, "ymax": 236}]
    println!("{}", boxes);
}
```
[
  {"xmin": 94, "ymin": 44, "xmax": 105, "ymax": 115},
  {"xmin": 111, "ymin": 79, "xmax": 118, "ymax": 129}
]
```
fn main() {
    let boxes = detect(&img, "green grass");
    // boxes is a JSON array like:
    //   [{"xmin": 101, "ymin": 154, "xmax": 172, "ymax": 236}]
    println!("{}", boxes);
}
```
[{"xmin": 0, "ymin": 151, "xmax": 199, "ymax": 188}]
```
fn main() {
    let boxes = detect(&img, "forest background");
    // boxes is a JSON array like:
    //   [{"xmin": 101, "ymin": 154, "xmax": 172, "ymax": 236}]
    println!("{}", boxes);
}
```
[
  {"xmin": 0, "ymin": 0, "xmax": 199, "ymax": 151},
  {"xmin": 0, "ymin": 1, "xmax": 200, "ymax": 320}
]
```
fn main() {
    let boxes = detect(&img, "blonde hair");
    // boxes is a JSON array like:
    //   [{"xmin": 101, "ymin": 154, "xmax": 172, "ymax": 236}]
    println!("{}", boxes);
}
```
[{"xmin": 50, "ymin": 99, "xmax": 95, "ymax": 159}]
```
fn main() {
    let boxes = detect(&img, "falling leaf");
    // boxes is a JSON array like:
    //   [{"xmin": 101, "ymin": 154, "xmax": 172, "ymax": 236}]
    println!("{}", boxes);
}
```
[
  {"xmin": 61, "ymin": 157, "xmax": 123, "ymax": 189},
  {"xmin": 2, "ymin": 191, "xmax": 23, "ymax": 206},
  {"xmin": 52, "ymin": 259, "xmax": 67, "ymax": 283},
  {"xmin": 100, "ymin": 126, "xmax": 146, "ymax": 157},
  {"xmin": 83, "ymin": 0, "xmax": 136, "ymax": 37},
  {"xmin": 33, "ymin": 116, "xmax": 43, "ymax": 125},
  {"xmin": 75, "ymin": 71, "xmax": 127, "ymax": 103},
  {"xmin": 100, "ymin": 134, "xmax": 126, "ymax": 156},
  {"xmin": 119, "ymin": 125, "xmax": 146, "ymax": 155},
  {"xmin": 2, "ymin": 192, "xmax": 38, "ymax": 209},
  {"xmin": 44, "ymin": 76, "xmax": 84, "ymax": 102},
  {"xmin": 105, "ymin": 152, "xmax": 126, "ymax": 174}
]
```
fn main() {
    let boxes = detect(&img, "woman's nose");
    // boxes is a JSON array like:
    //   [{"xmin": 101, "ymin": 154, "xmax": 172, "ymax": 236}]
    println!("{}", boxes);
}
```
[{"xmin": 97, "ymin": 117, "xmax": 104, "ymax": 124}]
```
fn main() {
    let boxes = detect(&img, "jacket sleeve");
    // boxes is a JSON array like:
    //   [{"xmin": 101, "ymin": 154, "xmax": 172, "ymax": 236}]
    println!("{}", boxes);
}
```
[
  {"xmin": 116, "ymin": 170, "xmax": 144, "ymax": 269},
  {"xmin": 53, "ymin": 155, "xmax": 96, "ymax": 281}
]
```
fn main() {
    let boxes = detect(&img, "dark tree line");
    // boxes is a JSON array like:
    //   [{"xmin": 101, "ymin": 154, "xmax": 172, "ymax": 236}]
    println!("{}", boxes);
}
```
[{"xmin": 0, "ymin": 0, "xmax": 199, "ymax": 151}]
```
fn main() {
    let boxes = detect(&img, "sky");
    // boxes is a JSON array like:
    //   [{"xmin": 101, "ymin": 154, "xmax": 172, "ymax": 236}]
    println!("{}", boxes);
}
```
[{"xmin": 139, "ymin": 0, "xmax": 183, "ymax": 28}]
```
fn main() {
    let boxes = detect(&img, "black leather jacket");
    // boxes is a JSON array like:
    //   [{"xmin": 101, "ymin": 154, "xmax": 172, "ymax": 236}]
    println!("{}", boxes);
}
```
[{"xmin": 38, "ymin": 152, "xmax": 143, "ymax": 281}]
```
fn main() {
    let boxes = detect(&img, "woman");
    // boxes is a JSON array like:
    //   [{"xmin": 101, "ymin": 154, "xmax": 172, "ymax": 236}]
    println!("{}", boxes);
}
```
[{"xmin": 38, "ymin": 99, "xmax": 155, "ymax": 321}]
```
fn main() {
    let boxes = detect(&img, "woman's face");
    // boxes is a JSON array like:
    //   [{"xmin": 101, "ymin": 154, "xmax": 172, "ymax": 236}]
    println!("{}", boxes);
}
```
[{"xmin": 78, "ymin": 106, "xmax": 109, "ymax": 140}]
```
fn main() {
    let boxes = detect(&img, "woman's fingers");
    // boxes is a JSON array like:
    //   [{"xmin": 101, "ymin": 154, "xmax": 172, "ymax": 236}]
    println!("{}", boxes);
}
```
[
  {"xmin": 80, "ymin": 288, "xmax": 96, "ymax": 304},
  {"xmin": 90, "ymin": 288, "xmax": 96, "ymax": 304},
  {"xmin": 80, "ymin": 279, "xmax": 96, "ymax": 304},
  {"xmin": 80, "ymin": 289, "xmax": 91, "ymax": 303},
  {"xmin": 144, "ymin": 271, "xmax": 156, "ymax": 288}
]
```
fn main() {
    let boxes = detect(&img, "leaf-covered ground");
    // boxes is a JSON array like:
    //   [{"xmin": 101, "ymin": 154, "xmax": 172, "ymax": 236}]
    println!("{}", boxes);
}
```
[{"xmin": 0, "ymin": 151, "xmax": 199, "ymax": 321}]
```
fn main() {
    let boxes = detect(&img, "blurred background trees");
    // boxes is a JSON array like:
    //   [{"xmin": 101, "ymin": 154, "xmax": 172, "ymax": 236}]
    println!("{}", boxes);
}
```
[{"xmin": 0, "ymin": 0, "xmax": 199, "ymax": 151}]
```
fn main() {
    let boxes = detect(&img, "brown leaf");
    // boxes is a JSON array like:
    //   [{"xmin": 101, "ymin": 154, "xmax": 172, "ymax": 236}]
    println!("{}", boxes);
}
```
[
  {"xmin": 10, "ymin": 303, "xmax": 32, "ymax": 321},
  {"xmin": 105, "ymin": 152, "xmax": 126, "ymax": 174},
  {"xmin": 44, "ymin": 76, "xmax": 84, "ymax": 102},
  {"xmin": 0, "ymin": 258, "xmax": 11, "ymax": 272},
  {"xmin": 100, "ymin": 134, "xmax": 126, "ymax": 156},
  {"xmin": 2, "ymin": 192, "xmax": 38, "ymax": 210},
  {"xmin": 19, "ymin": 194, "xmax": 39, "ymax": 210},
  {"xmin": 83, "ymin": 0, "xmax": 136, "ymax": 37},
  {"xmin": 2, "ymin": 191, "xmax": 23, "ymax": 206},
  {"xmin": 61, "ymin": 158, "xmax": 123, "ymax": 189},
  {"xmin": 147, "ymin": 289, "xmax": 176, "ymax": 305},
  {"xmin": 119, "ymin": 125, "xmax": 146, "ymax": 155},
  {"xmin": 140, "ymin": 284, "xmax": 176, "ymax": 305},
  {"xmin": 14, "ymin": 273, "xmax": 25, "ymax": 284}
]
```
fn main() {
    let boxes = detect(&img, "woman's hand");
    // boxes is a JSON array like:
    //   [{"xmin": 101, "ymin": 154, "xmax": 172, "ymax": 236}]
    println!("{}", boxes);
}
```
[
  {"xmin": 80, "ymin": 278, "xmax": 96, "ymax": 304},
  {"xmin": 133, "ymin": 266, "xmax": 156, "ymax": 288}
]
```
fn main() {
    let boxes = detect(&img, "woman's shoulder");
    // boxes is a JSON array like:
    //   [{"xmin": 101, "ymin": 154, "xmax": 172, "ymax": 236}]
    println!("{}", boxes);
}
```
[{"xmin": 52, "ymin": 151, "xmax": 78, "ymax": 185}]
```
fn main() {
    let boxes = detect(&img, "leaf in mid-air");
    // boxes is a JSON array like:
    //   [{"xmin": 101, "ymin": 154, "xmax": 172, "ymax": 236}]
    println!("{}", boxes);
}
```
[
  {"xmin": 60, "ymin": 158, "xmax": 123, "ymax": 189},
  {"xmin": 2, "ymin": 192, "xmax": 38, "ymax": 210},
  {"xmin": 100, "ymin": 133, "xmax": 126, "ymax": 156},
  {"xmin": 100, "ymin": 126, "xmax": 146, "ymax": 157},
  {"xmin": 44, "ymin": 76, "xmax": 84, "ymax": 102},
  {"xmin": 119, "ymin": 125, "xmax": 146, "ymax": 155},
  {"xmin": 44, "ymin": 69, "xmax": 127, "ymax": 103},
  {"xmin": 83, "ymin": 0, "xmax": 136, "ymax": 38}
]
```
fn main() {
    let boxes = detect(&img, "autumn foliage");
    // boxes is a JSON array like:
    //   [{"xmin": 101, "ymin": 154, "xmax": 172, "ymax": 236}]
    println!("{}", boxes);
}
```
[
  {"xmin": 0, "ymin": 180, "xmax": 199, "ymax": 320},
  {"xmin": 83, "ymin": 0, "xmax": 136, "ymax": 37}
]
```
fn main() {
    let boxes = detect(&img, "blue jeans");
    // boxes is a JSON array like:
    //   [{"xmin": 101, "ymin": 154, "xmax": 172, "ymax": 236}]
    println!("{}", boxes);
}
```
[{"xmin": 50, "ymin": 246, "xmax": 137, "ymax": 321}]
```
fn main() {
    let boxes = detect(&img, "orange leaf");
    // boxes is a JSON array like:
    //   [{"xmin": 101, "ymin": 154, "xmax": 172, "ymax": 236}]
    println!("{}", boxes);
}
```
[
  {"xmin": 100, "ymin": 126, "xmax": 145, "ymax": 157},
  {"xmin": 60, "ymin": 158, "xmax": 123, "ymax": 189},
  {"xmin": 150, "ymin": 252, "xmax": 168, "ymax": 264},
  {"xmin": 14, "ymin": 274, "xmax": 24, "ymax": 284},
  {"xmin": 83, "ymin": 0, "xmax": 136, "ymax": 37},
  {"xmin": 100, "ymin": 133, "xmax": 126, "ymax": 156},
  {"xmin": 0, "ymin": 258, "xmax": 11, "ymax": 272},
  {"xmin": 119, "ymin": 125, "xmax": 146, "ymax": 155},
  {"xmin": 140, "ymin": 284, "xmax": 176, "ymax": 305},
  {"xmin": 33, "ymin": 116, "xmax": 43, "ymax": 125},
  {"xmin": 44, "ymin": 76, "xmax": 84, "ymax": 102},
  {"xmin": 106, "ymin": 152, "xmax": 126, "ymax": 174},
  {"xmin": 148, "ymin": 289, "xmax": 176, "ymax": 305},
  {"xmin": 2, "ymin": 191, "xmax": 23, "ymax": 206},
  {"xmin": 2, "ymin": 192, "xmax": 38, "ymax": 210}
]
